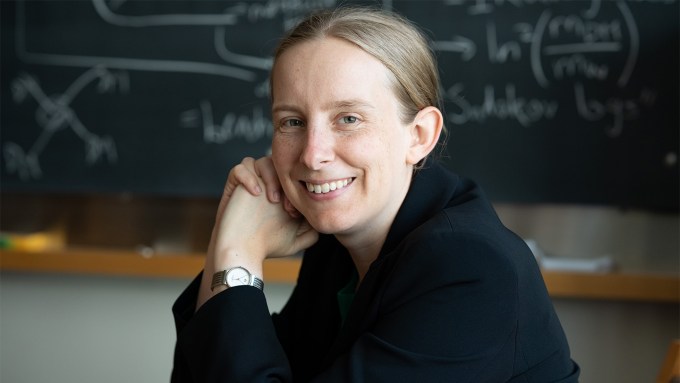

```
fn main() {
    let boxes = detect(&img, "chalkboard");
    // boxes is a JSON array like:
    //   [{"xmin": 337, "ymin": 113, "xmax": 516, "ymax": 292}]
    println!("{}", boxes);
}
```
[{"xmin": 2, "ymin": 0, "xmax": 678, "ymax": 211}]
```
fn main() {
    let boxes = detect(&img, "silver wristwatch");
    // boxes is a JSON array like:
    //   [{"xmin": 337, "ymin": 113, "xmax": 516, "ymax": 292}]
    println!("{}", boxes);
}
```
[{"xmin": 211, "ymin": 266, "xmax": 264, "ymax": 291}]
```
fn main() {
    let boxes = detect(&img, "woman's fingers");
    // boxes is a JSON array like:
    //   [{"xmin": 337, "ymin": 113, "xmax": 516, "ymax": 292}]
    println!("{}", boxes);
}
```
[
  {"xmin": 226, "ymin": 157, "xmax": 262, "ymax": 198},
  {"xmin": 254, "ymin": 157, "xmax": 283, "ymax": 203},
  {"xmin": 225, "ymin": 156, "xmax": 283, "ymax": 204},
  {"xmin": 283, "ymin": 195, "xmax": 302, "ymax": 219},
  {"xmin": 217, "ymin": 157, "xmax": 259, "ymax": 223}
]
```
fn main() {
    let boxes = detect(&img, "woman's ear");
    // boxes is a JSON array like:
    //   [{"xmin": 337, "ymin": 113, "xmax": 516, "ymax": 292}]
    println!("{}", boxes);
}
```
[{"xmin": 406, "ymin": 106, "xmax": 443, "ymax": 165}]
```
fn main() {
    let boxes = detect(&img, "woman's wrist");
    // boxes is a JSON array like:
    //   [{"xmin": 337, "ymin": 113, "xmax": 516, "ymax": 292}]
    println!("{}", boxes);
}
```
[{"xmin": 211, "ymin": 247, "xmax": 264, "ymax": 281}]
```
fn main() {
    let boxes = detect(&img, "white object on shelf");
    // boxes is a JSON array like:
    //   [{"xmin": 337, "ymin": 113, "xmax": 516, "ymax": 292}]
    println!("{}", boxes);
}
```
[{"xmin": 525, "ymin": 239, "xmax": 617, "ymax": 273}]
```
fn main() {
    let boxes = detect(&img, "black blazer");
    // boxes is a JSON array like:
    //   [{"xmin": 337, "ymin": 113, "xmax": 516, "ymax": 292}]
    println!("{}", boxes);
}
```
[{"xmin": 171, "ymin": 163, "xmax": 580, "ymax": 382}]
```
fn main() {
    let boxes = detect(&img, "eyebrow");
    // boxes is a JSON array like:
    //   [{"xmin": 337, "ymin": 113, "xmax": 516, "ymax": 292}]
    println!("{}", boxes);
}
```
[
  {"xmin": 328, "ymin": 99, "xmax": 375, "ymax": 111},
  {"xmin": 271, "ymin": 104, "xmax": 300, "ymax": 115},
  {"xmin": 272, "ymin": 99, "xmax": 376, "ymax": 115}
]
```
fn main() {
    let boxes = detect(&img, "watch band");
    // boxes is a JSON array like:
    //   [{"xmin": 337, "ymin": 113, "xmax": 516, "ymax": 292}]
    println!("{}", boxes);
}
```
[
  {"xmin": 250, "ymin": 275, "xmax": 265, "ymax": 290},
  {"xmin": 211, "ymin": 267, "xmax": 264, "ymax": 291}
]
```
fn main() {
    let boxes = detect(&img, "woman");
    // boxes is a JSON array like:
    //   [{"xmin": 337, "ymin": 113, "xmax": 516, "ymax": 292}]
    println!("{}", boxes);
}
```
[{"xmin": 172, "ymin": 6, "xmax": 580, "ymax": 382}]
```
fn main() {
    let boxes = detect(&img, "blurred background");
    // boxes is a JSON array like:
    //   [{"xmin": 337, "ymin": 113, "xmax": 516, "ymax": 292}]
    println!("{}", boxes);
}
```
[{"xmin": 1, "ymin": 1, "xmax": 678, "ymax": 382}]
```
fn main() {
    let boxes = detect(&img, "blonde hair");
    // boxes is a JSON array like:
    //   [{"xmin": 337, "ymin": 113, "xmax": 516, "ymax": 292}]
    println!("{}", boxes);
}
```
[{"xmin": 271, "ymin": 6, "xmax": 443, "ymax": 126}]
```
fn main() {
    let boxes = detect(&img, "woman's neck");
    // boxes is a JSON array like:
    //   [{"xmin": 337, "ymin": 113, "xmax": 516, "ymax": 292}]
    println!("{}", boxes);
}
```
[
  {"xmin": 335, "ymin": 167, "xmax": 414, "ymax": 282},
  {"xmin": 334, "ymin": 199, "xmax": 400, "ymax": 282},
  {"xmin": 341, "ymin": 233, "xmax": 388, "ymax": 282}
]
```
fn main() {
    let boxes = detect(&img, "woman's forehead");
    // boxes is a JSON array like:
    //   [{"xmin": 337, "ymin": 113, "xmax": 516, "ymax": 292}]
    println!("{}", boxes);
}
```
[
  {"xmin": 275, "ymin": 37, "xmax": 385, "ymax": 78},
  {"xmin": 271, "ymin": 37, "xmax": 396, "ymax": 108}
]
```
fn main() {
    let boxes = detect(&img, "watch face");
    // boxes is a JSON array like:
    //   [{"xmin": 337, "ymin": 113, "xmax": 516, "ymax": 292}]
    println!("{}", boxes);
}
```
[{"xmin": 226, "ymin": 267, "xmax": 250, "ymax": 287}]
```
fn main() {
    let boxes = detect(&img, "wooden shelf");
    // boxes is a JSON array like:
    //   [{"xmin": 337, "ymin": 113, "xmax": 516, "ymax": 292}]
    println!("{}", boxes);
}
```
[
  {"xmin": 1, "ymin": 248, "xmax": 678, "ymax": 302},
  {"xmin": 0, "ymin": 248, "xmax": 300, "ymax": 282},
  {"xmin": 542, "ymin": 270, "xmax": 679, "ymax": 303}
]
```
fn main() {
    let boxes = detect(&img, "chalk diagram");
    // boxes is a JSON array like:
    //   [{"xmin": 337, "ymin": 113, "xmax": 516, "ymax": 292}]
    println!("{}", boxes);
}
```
[
  {"xmin": 6, "ymin": 67, "xmax": 126, "ymax": 180},
  {"xmin": 3, "ymin": 0, "xmax": 340, "ymax": 181}
]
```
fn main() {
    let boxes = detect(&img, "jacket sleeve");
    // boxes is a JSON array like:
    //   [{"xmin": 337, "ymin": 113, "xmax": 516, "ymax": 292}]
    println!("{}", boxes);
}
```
[{"xmin": 170, "ymin": 273, "xmax": 292, "ymax": 383}]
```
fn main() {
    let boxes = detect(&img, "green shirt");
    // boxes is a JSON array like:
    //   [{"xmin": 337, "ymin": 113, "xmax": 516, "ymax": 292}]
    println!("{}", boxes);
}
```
[{"xmin": 336, "ymin": 270, "xmax": 358, "ymax": 326}]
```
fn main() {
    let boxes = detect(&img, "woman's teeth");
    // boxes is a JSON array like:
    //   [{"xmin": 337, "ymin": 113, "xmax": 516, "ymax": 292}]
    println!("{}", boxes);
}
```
[{"xmin": 306, "ymin": 178, "xmax": 351, "ymax": 194}]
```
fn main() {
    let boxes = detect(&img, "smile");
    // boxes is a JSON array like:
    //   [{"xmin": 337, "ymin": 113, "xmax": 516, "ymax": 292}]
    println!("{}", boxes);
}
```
[{"xmin": 305, "ymin": 178, "xmax": 353, "ymax": 194}]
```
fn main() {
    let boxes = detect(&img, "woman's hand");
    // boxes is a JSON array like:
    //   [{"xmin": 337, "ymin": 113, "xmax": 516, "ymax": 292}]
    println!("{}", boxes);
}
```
[
  {"xmin": 196, "ymin": 158, "xmax": 317, "ymax": 310},
  {"xmin": 222, "ymin": 156, "xmax": 301, "ymax": 218},
  {"xmin": 214, "ymin": 156, "xmax": 310, "ymax": 259},
  {"xmin": 215, "ymin": 182, "xmax": 317, "ymax": 262}
]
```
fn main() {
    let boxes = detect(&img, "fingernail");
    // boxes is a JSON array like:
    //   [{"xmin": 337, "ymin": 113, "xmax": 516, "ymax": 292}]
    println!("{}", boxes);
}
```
[
  {"xmin": 255, "ymin": 185, "xmax": 262, "ymax": 194},
  {"xmin": 272, "ymin": 191, "xmax": 280, "ymax": 202}
]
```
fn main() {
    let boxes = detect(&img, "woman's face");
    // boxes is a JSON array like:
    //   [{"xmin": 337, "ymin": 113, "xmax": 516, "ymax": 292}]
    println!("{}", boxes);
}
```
[{"xmin": 271, "ymin": 37, "xmax": 415, "ymax": 238}]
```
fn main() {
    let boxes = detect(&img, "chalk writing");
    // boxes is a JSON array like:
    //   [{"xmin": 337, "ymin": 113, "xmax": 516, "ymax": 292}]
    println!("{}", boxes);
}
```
[
  {"xmin": 487, "ymin": 21, "xmax": 522, "ymax": 63},
  {"xmin": 431, "ymin": 36, "xmax": 477, "ymax": 61},
  {"xmin": 182, "ymin": 101, "xmax": 272, "ymax": 144},
  {"xmin": 4, "ymin": 67, "xmax": 122, "ymax": 179},
  {"xmin": 528, "ymin": 2, "xmax": 639, "ymax": 88},
  {"xmin": 431, "ymin": 0, "xmax": 661, "ymax": 143},
  {"xmin": 447, "ymin": 83, "xmax": 559, "ymax": 127},
  {"xmin": 574, "ymin": 82, "xmax": 656, "ymax": 137},
  {"xmin": 550, "ymin": 54, "xmax": 609, "ymax": 81},
  {"xmin": 6, "ymin": 0, "xmax": 337, "ymax": 179},
  {"xmin": 15, "ymin": 0, "xmax": 257, "ymax": 81}
]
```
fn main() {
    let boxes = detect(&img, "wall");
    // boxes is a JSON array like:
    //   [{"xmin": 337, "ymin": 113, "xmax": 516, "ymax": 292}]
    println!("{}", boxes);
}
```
[
  {"xmin": 1, "ymin": 271, "xmax": 677, "ymax": 383},
  {"xmin": 0, "ymin": 272, "xmax": 294, "ymax": 383}
]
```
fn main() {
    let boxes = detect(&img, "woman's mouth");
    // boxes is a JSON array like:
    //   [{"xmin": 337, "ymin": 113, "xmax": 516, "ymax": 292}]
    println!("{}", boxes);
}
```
[{"xmin": 304, "ymin": 178, "xmax": 354, "ymax": 194}]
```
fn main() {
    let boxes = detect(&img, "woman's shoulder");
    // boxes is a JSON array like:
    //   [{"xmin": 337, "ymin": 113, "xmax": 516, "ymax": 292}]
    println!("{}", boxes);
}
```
[
  {"xmin": 402, "ymin": 210, "xmax": 522, "ymax": 275},
  {"xmin": 383, "ymin": 192, "xmax": 540, "ymax": 297}
]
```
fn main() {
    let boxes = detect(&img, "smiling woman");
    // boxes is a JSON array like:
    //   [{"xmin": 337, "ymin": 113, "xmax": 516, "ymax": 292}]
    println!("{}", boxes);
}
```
[{"xmin": 170, "ymin": 6, "xmax": 580, "ymax": 383}]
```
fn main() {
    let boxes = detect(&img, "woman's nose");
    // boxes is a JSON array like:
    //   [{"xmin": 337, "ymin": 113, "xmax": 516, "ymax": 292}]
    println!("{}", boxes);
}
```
[{"xmin": 300, "ymin": 127, "xmax": 334, "ymax": 170}]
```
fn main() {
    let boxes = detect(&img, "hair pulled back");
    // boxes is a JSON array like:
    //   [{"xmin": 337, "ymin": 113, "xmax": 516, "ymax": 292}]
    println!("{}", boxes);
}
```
[{"xmin": 272, "ymin": 6, "xmax": 443, "ymax": 126}]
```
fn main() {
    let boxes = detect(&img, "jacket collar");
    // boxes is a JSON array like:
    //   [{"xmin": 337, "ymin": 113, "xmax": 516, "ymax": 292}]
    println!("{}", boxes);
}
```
[{"xmin": 377, "ymin": 161, "xmax": 460, "ymax": 261}]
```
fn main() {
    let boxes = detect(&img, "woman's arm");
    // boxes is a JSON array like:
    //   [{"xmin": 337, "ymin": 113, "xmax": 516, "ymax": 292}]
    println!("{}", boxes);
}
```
[
  {"xmin": 172, "ymin": 157, "xmax": 318, "ymax": 382},
  {"xmin": 195, "ymin": 157, "xmax": 316, "ymax": 310}
]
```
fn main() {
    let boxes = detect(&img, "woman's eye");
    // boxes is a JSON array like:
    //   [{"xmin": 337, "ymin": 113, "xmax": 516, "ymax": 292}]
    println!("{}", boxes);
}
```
[
  {"xmin": 282, "ymin": 119, "xmax": 304, "ymax": 128},
  {"xmin": 340, "ymin": 116, "xmax": 358, "ymax": 124}
]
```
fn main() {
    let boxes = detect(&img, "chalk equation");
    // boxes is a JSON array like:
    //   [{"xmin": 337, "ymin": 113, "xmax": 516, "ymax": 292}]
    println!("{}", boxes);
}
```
[
  {"xmin": 427, "ymin": 0, "xmax": 667, "ymax": 137},
  {"xmin": 437, "ymin": 0, "xmax": 640, "ymax": 87}
]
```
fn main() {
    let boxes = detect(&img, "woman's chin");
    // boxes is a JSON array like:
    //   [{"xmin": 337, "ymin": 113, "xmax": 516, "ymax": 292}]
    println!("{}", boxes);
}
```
[{"xmin": 304, "ymin": 215, "xmax": 353, "ymax": 236}]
